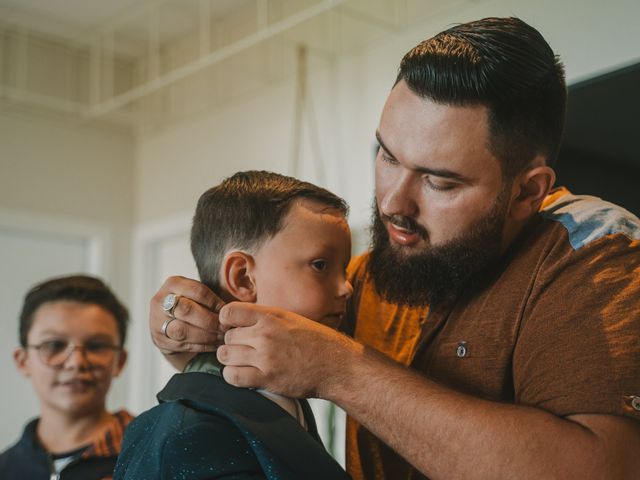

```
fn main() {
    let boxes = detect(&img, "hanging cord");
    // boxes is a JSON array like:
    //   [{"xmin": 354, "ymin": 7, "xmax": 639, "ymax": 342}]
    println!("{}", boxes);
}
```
[{"xmin": 290, "ymin": 44, "xmax": 326, "ymax": 184}]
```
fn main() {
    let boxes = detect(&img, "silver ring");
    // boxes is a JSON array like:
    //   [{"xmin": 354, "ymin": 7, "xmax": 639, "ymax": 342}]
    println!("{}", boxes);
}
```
[
  {"xmin": 161, "ymin": 293, "xmax": 181, "ymax": 319},
  {"xmin": 161, "ymin": 317, "xmax": 175, "ymax": 339}
]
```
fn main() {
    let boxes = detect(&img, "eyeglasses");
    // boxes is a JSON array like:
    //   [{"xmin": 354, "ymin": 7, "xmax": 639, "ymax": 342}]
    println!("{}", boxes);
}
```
[{"xmin": 26, "ymin": 340, "xmax": 121, "ymax": 367}]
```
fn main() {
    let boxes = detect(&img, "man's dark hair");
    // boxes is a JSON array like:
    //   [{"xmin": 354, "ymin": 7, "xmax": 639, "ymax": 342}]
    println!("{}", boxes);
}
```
[
  {"xmin": 19, "ymin": 275, "xmax": 129, "ymax": 347},
  {"xmin": 191, "ymin": 170, "xmax": 348, "ymax": 290},
  {"xmin": 396, "ymin": 17, "xmax": 566, "ymax": 179}
]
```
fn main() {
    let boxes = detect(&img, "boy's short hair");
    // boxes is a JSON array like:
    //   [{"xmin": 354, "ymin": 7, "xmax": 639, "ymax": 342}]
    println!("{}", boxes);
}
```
[
  {"xmin": 191, "ymin": 170, "xmax": 348, "ymax": 290},
  {"xmin": 19, "ymin": 275, "xmax": 129, "ymax": 347}
]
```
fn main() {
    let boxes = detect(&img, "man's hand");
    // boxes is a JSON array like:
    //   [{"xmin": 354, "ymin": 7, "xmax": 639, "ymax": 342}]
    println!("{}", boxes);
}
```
[
  {"xmin": 217, "ymin": 302, "xmax": 359, "ymax": 398},
  {"xmin": 215, "ymin": 301, "xmax": 640, "ymax": 479},
  {"xmin": 149, "ymin": 276, "xmax": 226, "ymax": 369}
]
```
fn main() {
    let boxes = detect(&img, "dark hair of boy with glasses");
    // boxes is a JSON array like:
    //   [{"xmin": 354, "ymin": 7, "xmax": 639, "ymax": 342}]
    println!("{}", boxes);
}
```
[{"xmin": 0, "ymin": 275, "xmax": 133, "ymax": 480}]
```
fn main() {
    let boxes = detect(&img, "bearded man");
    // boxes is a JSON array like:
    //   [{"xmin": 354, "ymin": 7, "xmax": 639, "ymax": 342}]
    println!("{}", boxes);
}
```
[{"xmin": 147, "ymin": 17, "xmax": 640, "ymax": 479}]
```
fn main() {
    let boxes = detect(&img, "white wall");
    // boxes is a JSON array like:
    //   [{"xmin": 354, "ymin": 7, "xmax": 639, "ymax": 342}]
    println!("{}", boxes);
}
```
[
  {"xmin": 0, "ymin": 110, "xmax": 135, "ymax": 293},
  {"xmin": 125, "ymin": 0, "xmax": 640, "ymax": 460},
  {"xmin": 133, "ymin": 0, "xmax": 640, "ymax": 229},
  {"xmin": 1, "ymin": 0, "xmax": 639, "ymax": 455}
]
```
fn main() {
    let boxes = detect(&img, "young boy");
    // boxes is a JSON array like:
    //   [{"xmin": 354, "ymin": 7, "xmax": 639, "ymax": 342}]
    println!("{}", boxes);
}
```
[
  {"xmin": 0, "ymin": 275, "xmax": 132, "ymax": 480},
  {"xmin": 115, "ymin": 171, "xmax": 352, "ymax": 479}
]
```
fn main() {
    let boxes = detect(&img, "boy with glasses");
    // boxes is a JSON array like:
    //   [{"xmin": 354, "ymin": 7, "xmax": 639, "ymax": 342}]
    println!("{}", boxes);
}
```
[{"xmin": 0, "ymin": 275, "xmax": 132, "ymax": 479}]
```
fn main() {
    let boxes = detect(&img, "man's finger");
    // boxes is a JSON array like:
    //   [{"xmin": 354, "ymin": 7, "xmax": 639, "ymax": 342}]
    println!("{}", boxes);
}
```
[
  {"xmin": 156, "ymin": 275, "xmax": 224, "ymax": 312},
  {"xmin": 152, "ymin": 319, "xmax": 219, "ymax": 349},
  {"xmin": 157, "ymin": 342, "xmax": 216, "ymax": 355},
  {"xmin": 165, "ymin": 318, "xmax": 219, "ymax": 345},
  {"xmin": 171, "ymin": 297, "xmax": 220, "ymax": 332},
  {"xmin": 217, "ymin": 344, "xmax": 257, "ymax": 367},
  {"xmin": 222, "ymin": 365, "xmax": 265, "ymax": 389},
  {"xmin": 219, "ymin": 302, "xmax": 273, "ymax": 329}
]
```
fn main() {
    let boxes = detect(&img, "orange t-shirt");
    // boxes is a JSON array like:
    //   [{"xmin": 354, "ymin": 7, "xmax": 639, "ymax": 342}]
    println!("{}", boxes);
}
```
[{"xmin": 343, "ymin": 189, "xmax": 640, "ymax": 480}]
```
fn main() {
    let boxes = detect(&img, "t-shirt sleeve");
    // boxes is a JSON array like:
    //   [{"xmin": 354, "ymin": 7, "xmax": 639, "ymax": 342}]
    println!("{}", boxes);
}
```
[
  {"xmin": 513, "ymin": 233, "xmax": 640, "ymax": 420},
  {"xmin": 342, "ymin": 253, "xmax": 370, "ymax": 336}
]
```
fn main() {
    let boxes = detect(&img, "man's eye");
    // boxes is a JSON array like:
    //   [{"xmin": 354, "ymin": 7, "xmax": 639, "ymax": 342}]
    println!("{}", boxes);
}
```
[
  {"xmin": 41, "ymin": 340, "xmax": 68, "ymax": 355},
  {"xmin": 426, "ymin": 177, "xmax": 455, "ymax": 191},
  {"xmin": 311, "ymin": 260, "xmax": 328, "ymax": 272},
  {"xmin": 380, "ymin": 152, "xmax": 398, "ymax": 165}
]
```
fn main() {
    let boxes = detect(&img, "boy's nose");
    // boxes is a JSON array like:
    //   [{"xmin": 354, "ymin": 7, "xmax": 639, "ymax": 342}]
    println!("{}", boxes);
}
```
[
  {"xmin": 62, "ymin": 346, "xmax": 91, "ymax": 369},
  {"xmin": 339, "ymin": 279, "xmax": 354, "ymax": 299}
]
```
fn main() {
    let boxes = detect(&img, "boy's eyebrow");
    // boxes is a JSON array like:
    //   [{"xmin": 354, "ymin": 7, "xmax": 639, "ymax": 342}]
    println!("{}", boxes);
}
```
[
  {"xmin": 34, "ymin": 329, "xmax": 67, "ymax": 337},
  {"xmin": 34, "ymin": 330, "xmax": 114, "ymax": 340},
  {"xmin": 375, "ymin": 130, "xmax": 469, "ymax": 182}
]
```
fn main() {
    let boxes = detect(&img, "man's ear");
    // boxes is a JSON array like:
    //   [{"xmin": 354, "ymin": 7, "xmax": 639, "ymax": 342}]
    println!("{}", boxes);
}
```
[
  {"xmin": 508, "ymin": 158, "xmax": 556, "ymax": 221},
  {"xmin": 13, "ymin": 347, "xmax": 30, "ymax": 378},
  {"xmin": 222, "ymin": 251, "xmax": 257, "ymax": 302}
]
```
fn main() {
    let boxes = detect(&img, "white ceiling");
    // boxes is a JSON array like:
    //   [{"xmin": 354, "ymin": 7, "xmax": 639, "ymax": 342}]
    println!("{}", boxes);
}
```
[
  {"xmin": 0, "ymin": 0, "xmax": 148, "ymax": 29},
  {"xmin": 0, "ymin": 0, "xmax": 455, "ymax": 125},
  {"xmin": 0, "ymin": 0, "xmax": 253, "ymax": 55}
]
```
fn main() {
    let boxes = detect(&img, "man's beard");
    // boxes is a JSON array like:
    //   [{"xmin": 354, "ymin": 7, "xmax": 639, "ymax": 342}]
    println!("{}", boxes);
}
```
[{"xmin": 368, "ymin": 191, "xmax": 509, "ymax": 307}]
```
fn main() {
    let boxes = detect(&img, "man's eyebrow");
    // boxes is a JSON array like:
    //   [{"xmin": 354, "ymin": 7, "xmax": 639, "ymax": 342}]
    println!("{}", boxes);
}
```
[
  {"xmin": 375, "ymin": 130, "xmax": 395, "ymax": 159},
  {"xmin": 375, "ymin": 130, "xmax": 469, "ymax": 182}
]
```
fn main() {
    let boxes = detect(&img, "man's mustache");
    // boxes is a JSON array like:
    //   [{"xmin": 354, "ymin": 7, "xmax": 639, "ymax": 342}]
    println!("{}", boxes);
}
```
[{"xmin": 381, "ymin": 213, "xmax": 428, "ymax": 240}]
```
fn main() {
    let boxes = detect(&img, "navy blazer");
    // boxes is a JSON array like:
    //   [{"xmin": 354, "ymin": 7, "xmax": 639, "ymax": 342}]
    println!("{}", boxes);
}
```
[{"xmin": 114, "ymin": 372, "xmax": 350, "ymax": 479}]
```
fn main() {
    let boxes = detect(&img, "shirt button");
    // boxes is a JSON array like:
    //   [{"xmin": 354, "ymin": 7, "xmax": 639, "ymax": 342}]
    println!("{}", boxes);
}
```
[
  {"xmin": 456, "ymin": 341, "xmax": 467, "ymax": 358},
  {"xmin": 632, "ymin": 396, "xmax": 640, "ymax": 411}
]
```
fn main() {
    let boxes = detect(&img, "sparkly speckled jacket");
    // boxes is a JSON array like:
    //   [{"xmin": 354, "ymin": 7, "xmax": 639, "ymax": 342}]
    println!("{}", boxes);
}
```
[{"xmin": 114, "ymin": 358, "xmax": 350, "ymax": 480}]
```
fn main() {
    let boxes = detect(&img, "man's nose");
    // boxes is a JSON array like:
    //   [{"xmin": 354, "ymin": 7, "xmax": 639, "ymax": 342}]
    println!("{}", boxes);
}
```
[{"xmin": 379, "ymin": 173, "xmax": 419, "ymax": 218}]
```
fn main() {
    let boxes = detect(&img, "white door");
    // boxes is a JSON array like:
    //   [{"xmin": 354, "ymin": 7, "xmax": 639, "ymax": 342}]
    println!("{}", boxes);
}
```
[{"xmin": 128, "ymin": 217, "xmax": 198, "ymax": 414}]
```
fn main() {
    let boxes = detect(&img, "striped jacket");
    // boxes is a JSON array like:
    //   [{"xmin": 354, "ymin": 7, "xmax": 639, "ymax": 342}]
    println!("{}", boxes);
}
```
[{"xmin": 0, "ymin": 410, "xmax": 133, "ymax": 480}]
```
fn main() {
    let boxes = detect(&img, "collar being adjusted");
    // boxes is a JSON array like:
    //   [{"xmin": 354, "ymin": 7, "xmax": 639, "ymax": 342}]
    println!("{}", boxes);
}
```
[
  {"xmin": 157, "ymin": 368, "xmax": 350, "ymax": 479},
  {"xmin": 184, "ymin": 352, "xmax": 307, "ymax": 430},
  {"xmin": 184, "ymin": 352, "xmax": 223, "ymax": 376}
]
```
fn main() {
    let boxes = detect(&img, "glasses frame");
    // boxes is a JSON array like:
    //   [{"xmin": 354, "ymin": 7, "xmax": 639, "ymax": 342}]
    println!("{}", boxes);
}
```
[{"xmin": 26, "ymin": 341, "xmax": 122, "ymax": 368}]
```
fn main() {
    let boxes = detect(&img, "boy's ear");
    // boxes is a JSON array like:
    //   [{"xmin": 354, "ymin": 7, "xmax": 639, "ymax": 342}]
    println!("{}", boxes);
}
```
[
  {"xmin": 13, "ymin": 347, "xmax": 30, "ymax": 377},
  {"xmin": 112, "ymin": 349, "xmax": 128, "ymax": 377},
  {"xmin": 222, "ymin": 251, "xmax": 257, "ymax": 302},
  {"xmin": 508, "ymin": 158, "xmax": 556, "ymax": 221}
]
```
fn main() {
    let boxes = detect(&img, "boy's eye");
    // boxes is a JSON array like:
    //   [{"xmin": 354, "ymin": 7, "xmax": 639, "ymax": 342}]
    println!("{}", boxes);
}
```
[
  {"xmin": 311, "ymin": 259, "xmax": 327, "ymax": 272},
  {"xmin": 41, "ymin": 340, "xmax": 68, "ymax": 356}
]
